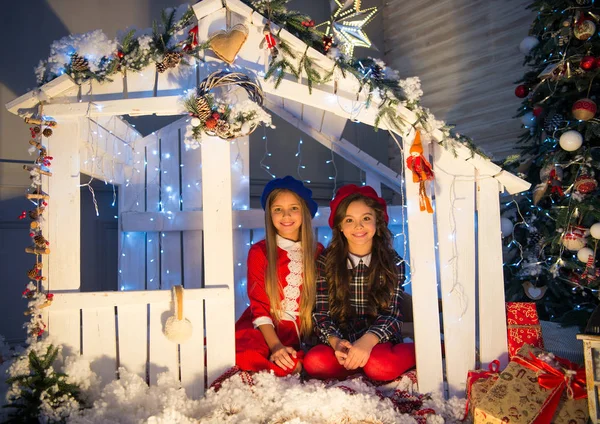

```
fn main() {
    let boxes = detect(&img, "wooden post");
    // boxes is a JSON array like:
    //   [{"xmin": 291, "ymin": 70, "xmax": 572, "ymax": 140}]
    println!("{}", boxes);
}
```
[{"xmin": 201, "ymin": 135, "xmax": 235, "ymax": 384}]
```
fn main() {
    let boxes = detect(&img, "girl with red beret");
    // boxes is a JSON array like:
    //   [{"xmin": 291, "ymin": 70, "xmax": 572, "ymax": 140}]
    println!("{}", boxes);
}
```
[
  {"xmin": 304, "ymin": 184, "xmax": 416, "ymax": 381},
  {"xmin": 235, "ymin": 176, "xmax": 323, "ymax": 376}
]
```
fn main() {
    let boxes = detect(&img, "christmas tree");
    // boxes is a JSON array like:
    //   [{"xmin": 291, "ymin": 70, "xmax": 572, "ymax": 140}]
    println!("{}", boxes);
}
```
[{"xmin": 503, "ymin": 0, "xmax": 600, "ymax": 328}]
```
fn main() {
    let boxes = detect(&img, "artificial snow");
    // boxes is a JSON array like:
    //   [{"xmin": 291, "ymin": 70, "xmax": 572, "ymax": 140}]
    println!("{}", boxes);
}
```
[{"xmin": 66, "ymin": 366, "xmax": 467, "ymax": 424}]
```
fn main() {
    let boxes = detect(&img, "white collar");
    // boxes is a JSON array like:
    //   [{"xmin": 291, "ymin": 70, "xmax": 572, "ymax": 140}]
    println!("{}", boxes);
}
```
[
  {"xmin": 347, "ymin": 252, "xmax": 372, "ymax": 268},
  {"xmin": 276, "ymin": 234, "xmax": 301, "ymax": 251}
]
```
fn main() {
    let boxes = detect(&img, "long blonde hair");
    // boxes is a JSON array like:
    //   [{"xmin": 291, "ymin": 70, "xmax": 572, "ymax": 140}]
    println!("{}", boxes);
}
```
[{"xmin": 264, "ymin": 188, "xmax": 317, "ymax": 338}]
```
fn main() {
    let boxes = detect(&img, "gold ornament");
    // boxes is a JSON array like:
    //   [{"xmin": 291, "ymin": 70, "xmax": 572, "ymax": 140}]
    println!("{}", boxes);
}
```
[
  {"xmin": 315, "ymin": 0, "xmax": 378, "ymax": 57},
  {"xmin": 208, "ymin": 24, "xmax": 249, "ymax": 65},
  {"xmin": 572, "ymin": 98, "xmax": 597, "ymax": 121}
]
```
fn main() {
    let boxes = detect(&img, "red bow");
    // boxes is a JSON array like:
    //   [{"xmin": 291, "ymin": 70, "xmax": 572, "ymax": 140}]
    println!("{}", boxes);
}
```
[
  {"xmin": 511, "ymin": 351, "xmax": 586, "ymax": 423},
  {"xmin": 183, "ymin": 25, "xmax": 199, "ymax": 52},
  {"xmin": 464, "ymin": 360, "xmax": 501, "ymax": 419}
]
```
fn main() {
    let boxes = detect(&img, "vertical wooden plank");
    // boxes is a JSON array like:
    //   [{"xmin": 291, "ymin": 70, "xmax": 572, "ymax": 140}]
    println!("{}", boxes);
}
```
[
  {"xmin": 432, "ymin": 142, "xmax": 477, "ymax": 397},
  {"xmin": 231, "ymin": 136, "xmax": 251, "ymax": 319},
  {"xmin": 283, "ymin": 98, "xmax": 304, "ymax": 120},
  {"xmin": 82, "ymin": 307, "xmax": 117, "ymax": 387},
  {"xmin": 402, "ymin": 129, "xmax": 444, "ymax": 395},
  {"xmin": 148, "ymin": 300, "xmax": 178, "ymax": 385},
  {"xmin": 179, "ymin": 299, "xmax": 205, "ymax": 399},
  {"xmin": 46, "ymin": 119, "xmax": 81, "ymax": 290},
  {"xmin": 119, "ymin": 143, "xmax": 145, "ymax": 291},
  {"xmin": 157, "ymin": 124, "xmax": 183, "ymax": 290},
  {"xmin": 320, "ymin": 112, "xmax": 347, "ymax": 141},
  {"xmin": 116, "ymin": 303, "xmax": 148, "ymax": 378},
  {"xmin": 181, "ymin": 121, "xmax": 204, "ymax": 289},
  {"xmin": 302, "ymin": 107, "xmax": 326, "ymax": 133},
  {"xmin": 48, "ymin": 309, "xmax": 81, "ymax": 358},
  {"xmin": 145, "ymin": 135, "xmax": 161, "ymax": 290},
  {"xmin": 477, "ymin": 175, "xmax": 509, "ymax": 368},
  {"xmin": 365, "ymin": 172, "xmax": 382, "ymax": 195},
  {"xmin": 201, "ymin": 136, "xmax": 235, "ymax": 385}
]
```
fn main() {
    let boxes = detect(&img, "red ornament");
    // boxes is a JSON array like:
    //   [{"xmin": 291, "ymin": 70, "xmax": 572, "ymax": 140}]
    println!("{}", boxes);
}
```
[
  {"xmin": 301, "ymin": 20, "xmax": 315, "ymax": 28},
  {"xmin": 18, "ymin": 211, "xmax": 26, "ymax": 220},
  {"xmin": 515, "ymin": 84, "xmax": 529, "ymax": 98},
  {"xmin": 117, "ymin": 50, "xmax": 124, "ymax": 59},
  {"xmin": 322, "ymin": 35, "xmax": 333, "ymax": 52},
  {"xmin": 262, "ymin": 24, "xmax": 277, "ymax": 50},
  {"xmin": 572, "ymin": 98, "xmax": 597, "ymax": 121},
  {"xmin": 183, "ymin": 25, "xmax": 199, "ymax": 52},
  {"xmin": 575, "ymin": 175, "xmax": 598, "ymax": 194},
  {"xmin": 46, "ymin": 293, "xmax": 54, "ymax": 301},
  {"xmin": 205, "ymin": 117, "xmax": 217, "ymax": 129},
  {"xmin": 532, "ymin": 106, "xmax": 544, "ymax": 117},
  {"xmin": 581, "ymin": 55, "xmax": 595, "ymax": 71},
  {"xmin": 212, "ymin": 112, "xmax": 220, "ymax": 119}
]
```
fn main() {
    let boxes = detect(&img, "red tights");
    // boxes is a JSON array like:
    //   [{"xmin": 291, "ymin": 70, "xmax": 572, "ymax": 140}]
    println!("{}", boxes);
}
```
[{"xmin": 304, "ymin": 342, "xmax": 416, "ymax": 381}]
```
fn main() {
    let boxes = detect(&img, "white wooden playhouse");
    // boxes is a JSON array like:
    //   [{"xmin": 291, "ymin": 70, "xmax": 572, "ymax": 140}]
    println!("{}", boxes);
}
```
[{"xmin": 6, "ymin": 0, "xmax": 529, "ymax": 400}]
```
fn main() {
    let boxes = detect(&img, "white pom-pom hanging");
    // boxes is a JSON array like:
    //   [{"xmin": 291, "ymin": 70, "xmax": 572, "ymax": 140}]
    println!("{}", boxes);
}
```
[
  {"xmin": 164, "ymin": 285, "xmax": 193, "ymax": 343},
  {"xmin": 559, "ymin": 130, "xmax": 583, "ymax": 152},
  {"xmin": 519, "ymin": 36, "xmax": 539, "ymax": 55},
  {"xmin": 590, "ymin": 222, "xmax": 600, "ymax": 239},
  {"xmin": 190, "ymin": 117, "xmax": 201, "ymax": 127},
  {"xmin": 577, "ymin": 247, "xmax": 594, "ymax": 263},
  {"xmin": 500, "ymin": 217, "xmax": 514, "ymax": 238}
]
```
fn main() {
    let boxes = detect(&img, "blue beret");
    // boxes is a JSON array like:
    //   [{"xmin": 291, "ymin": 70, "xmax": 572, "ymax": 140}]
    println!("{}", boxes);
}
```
[{"xmin": 260, "ymin": 176, "xmax": 318, "ymax": 218}]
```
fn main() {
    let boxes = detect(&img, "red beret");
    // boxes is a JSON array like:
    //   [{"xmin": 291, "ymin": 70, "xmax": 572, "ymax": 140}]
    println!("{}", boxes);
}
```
[{"xmin": 328, "ymin": 184, "xmax": 389, "ymax": 228}]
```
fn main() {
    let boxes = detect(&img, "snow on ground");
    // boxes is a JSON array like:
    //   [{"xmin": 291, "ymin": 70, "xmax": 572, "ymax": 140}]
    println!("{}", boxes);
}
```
[{"xmin": 67, "ymin": 367, "xmax": 467, "ymax": 424}]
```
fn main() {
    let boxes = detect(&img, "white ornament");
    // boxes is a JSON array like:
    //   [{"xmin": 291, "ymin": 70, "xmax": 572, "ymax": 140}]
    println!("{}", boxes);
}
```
[
  {"xmin": 559, "ymin": 130, "xmax": 583, "ymax": 152},
  {"xmin": 521, "ymin": 112, "xmax": 536, "ymax": 128},
  {"xmin": 577, "ymin": 247, "xmax": 594, "ymax": 263},
  {"xmin": 501, "ymin": 217, "xmax": 514, "ymax": 238},
  {"xmin": 190, "ymin": 117, "xmax": 201, "ymax": 127},
  {"xmin": 519, "ymin": 36, "xmax": 539, "ymax": 55},
  {"xmin": 590, "ymin": 222, "xmax": 600, "ymax": 239},
  {"xmin": 164, "ymin": 286, "xmax": 193, "ymax": 344}
]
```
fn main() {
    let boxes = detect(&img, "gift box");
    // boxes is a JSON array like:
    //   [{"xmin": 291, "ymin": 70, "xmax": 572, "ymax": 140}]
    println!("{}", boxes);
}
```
[
  {"xmin": 474, "ymin": 345, "xmax": 588, "ymax": 424},
  {"xmin": 506, "ymin": 302, "xmax": 544, "ymax": 358},
  {"xmin": 465, "ymin": 360, "xmax": 500, "ymax": 420}
]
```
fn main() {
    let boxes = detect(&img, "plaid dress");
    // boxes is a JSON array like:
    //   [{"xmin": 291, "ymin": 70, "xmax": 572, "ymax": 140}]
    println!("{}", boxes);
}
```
[{"xmin": 313, "ymin": 250, "xmax": 406, "ymax": 345}]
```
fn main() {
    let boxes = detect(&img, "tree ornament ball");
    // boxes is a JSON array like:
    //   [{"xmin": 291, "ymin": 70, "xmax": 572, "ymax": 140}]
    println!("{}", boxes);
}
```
[
  {"xmin": 500, "ymin": 217, "xmax": 514, "ymax": 238},
  {"xmin": 574, "ymin": 174, "xmax": 598, "ymax": 194},
  {"xmin": 559, "ymin": 130, "xmax": 583, "ymax": 151},
  {"xmin": 590, "ymin": 222, "xmax": 600, "ymax": 239},
  {"xmin": 577, "ymin": 247, "xmax": 594, "ymax": 263},
  {"xmin": 520, "ymin": 112, "xmax": 536, "ymax": 127},
  {"xmin": 515, "ymin": 85, "xmax": 529, "ymax": 98},
  {"xmin": 532, "ymin": 106, "xmax": 544, "ymax": 117},
  {"xmin": 581, "ymin": 55, "xmax": 595, "ymax": 71},
  {"xmin": 574, "ymin": 20, "xmax": 596, "ymax": 40},
  {"xmin": 519, "ymin": 36, "xmax": 539, "ymax": 54},
  {"xmin": 562, "ymin": 227, "xmax": 589, "ymax": 251},
  {"xmin": 190, "ymin": 117, "xmax": 201, "ymax": 127},
  {"xmin": 572, "ymin": 98, "xmax": 597, "ymax": 121}
]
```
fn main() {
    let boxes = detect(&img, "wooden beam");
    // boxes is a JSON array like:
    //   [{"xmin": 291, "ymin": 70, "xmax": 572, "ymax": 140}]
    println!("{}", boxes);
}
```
[{"xmin": 5, "ymin": 74, "xmax": 77, "ymax": 115}]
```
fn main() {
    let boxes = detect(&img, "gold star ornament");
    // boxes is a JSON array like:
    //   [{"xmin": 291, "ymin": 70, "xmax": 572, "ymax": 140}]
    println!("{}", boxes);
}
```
[{"xmin": 316, "ymin": 0, "xmax": 378, "ymax": 57}]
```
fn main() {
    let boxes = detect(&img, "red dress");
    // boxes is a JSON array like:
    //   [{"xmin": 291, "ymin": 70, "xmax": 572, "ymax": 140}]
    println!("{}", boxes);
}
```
[{"xmin": 235, "ymin": 236, "xmax": 323, "ymax": 376}]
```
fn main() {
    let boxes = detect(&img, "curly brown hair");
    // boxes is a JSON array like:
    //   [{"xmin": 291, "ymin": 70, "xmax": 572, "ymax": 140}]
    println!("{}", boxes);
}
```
[{"xmin": 325, "ymin": 193, "xmax": 397, "ymax": 330}]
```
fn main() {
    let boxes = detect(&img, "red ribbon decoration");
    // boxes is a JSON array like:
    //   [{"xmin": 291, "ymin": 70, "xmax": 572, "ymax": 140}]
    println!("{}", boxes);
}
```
[
  {"xmin": 548, "ymin": 169, "xmax": 564, "ymax": 196},
  {"xmin": 510, "ymin": 351, "xmax": 586, "ymax": 424},
  {"xmin": 264, "ymin": 32, "xmax": 276, "ymax": 49},
  {"xmin": 463, "ymin": 360, "xmax": 501, "ymax": 420}
]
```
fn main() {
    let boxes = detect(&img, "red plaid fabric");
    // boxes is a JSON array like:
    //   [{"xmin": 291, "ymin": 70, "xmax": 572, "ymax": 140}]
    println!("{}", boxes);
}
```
[{"xmin": 313, "ymin": 251, "xmax": 406, "ymax": 344}]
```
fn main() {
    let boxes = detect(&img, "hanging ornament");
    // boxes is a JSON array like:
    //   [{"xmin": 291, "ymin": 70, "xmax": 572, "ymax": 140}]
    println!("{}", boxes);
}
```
[
  {"xmin": 543, "ymin": 112, "xmax": 565, "ymax": 133},
  {"xmin": 590, "ymin": 222, "xmax": 600, "ymax": 239},
  {"xmin": 301, "ymin": 20, "xmax": 315, "ymax": 28},
  {"xmin": 519, "ymin": 36, "xmax": 539, "ymax": 54},
  {"xmin": 515, "ymin": 84, "xmax": 529, "ymax": 98},
  {"xmin": 572, "ymin": 98, "xmax": 597, "ymax": 121},
  {"xmin": 190, "ymin": 117, "xmax": 201, "ymax": 127},
  {"xmin": 580, "ymin": 55, "xmax": 595, "ymax": 71},
  {"xmin": 574, "ymin": 174, "xmax": 598, "ymax": 194},
  {"xmin": 406, "ymin": 131, "xmax": 434, "ymax": 214},
  {"xmin": 558, "ymin": 19, "xmax": 572, "ymax": 46},
  {"xmin": 208, "ymin": 24, "xmax": 249, "ymax": 65},
  {"xmin": 577, "ymin": 247, "xmax": 594, "ymax": 263},
  {"xmin": 559, "ymin": 130, "xmax": 583, "ymax": 151},
  {"xmin": 548, "ymin": 165, "xmax": 564, "ymax": 197},
  {"xmin": 574, "ymin": 19, "xmax": 596, "ymax": 40},
  {"xmin": 562, "ymin": 226, "xmax": 590, "ymax": 251},
  {"xmin": 520, "ymin": 111, "xmax": 536, "ymax": 128},
  {"xmin": 500, "ymin": 217, "xmax": 514, "ymax": 238},
  {"xmin": 183, "ymin": 25, "xmax": 199, "ymax": 52},
  {"xmin": 522, "ymin": 281, "xmax": 547, "ymax": 300},
  {"xmin": 315, "ymin": 0, "xmax": 378, "ymax": 57},
  {"xmin": 532, "ymin": 106, "xmax": 544, "ymax": 117}
]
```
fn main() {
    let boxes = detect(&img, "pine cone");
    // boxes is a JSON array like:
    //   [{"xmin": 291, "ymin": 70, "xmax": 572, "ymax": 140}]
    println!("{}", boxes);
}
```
[
  {"xmin": 27, "ymin": 267, "xmax": 41, "ymax": 280},
  {"xmin": 42, "ymin": 128, "xmax": 53, "ymax": 137},
  {"xmin": 156, "ymin": 61, "xmax": 167, "ymax": 73},
  {"xmin": 163, "ymin": 52, "xmax": 182, "ymax": 68},
  {"xmin": 29, "ymin": 210, "xmax": 40, "ymax": 220},
  {"xmin": 215, "ymin": 120, "xmax": 231, "ymax": 138},
  {"xmin": 70, "ymin": 53, "xmax": 90, "ymax": 72},
  {"xmin": 196, "ymin": 96, "xmax": 212, "ymax": 120},
  {"xmin": 543, "ymin": 112, "xmax": 564, "ymax": 133},
  {"xmin": 34, "ymin": 235, "xmax": 48, "ymax": 247}
]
